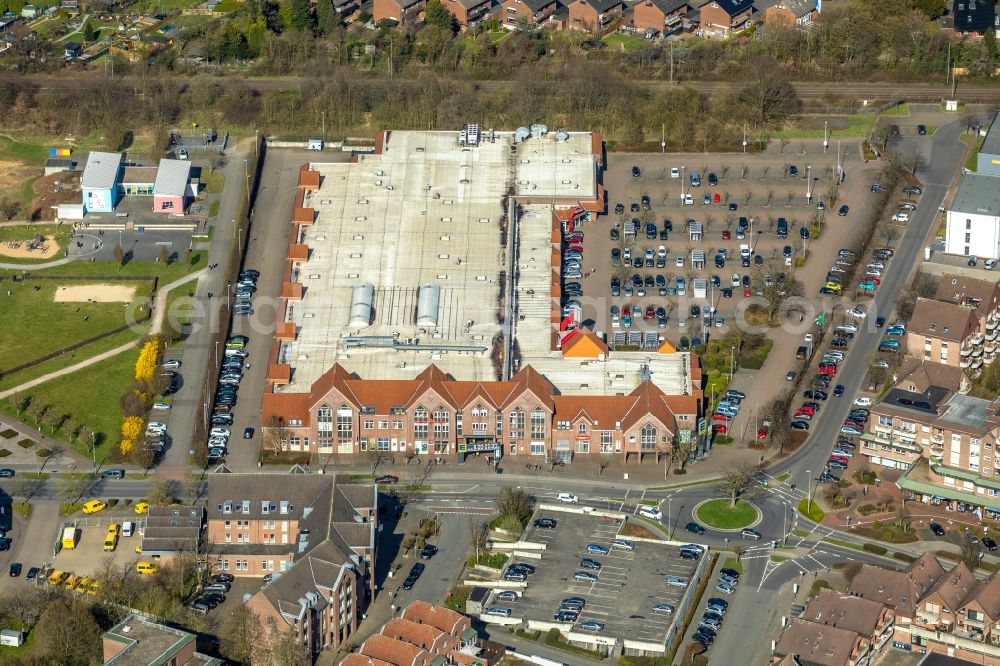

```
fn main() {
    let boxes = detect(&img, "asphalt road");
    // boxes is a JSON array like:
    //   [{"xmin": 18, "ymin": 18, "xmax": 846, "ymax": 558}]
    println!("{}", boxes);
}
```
[
  {"xmin": 11, "ymin": 75, "xmax": 1000, "ymax": 102},
  {"xmin": 767, "ymin": 117, "xmax": 972, "ymax": 490}
]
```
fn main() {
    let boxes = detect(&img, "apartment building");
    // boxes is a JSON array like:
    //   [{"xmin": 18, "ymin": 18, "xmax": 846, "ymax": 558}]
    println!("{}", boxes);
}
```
[
  {"xmin": 372, "ymin": 0, "xmax": 425, "ymax": 24},
  {"xmin": 699, "ymin": 0, "xmax": 753, "ymax": 36},
  {"xmin": 566, "ymin": 0, "xmax": 625, "ymax": 33},
  {"xmin": 945, "ymin": 173, "xmax": 1000, "ymax": 258},
  {"xmin": 340, "ymin": 601, "xmax": 495, "ymax": 666},
  {"xmin": 442, "ymin": 0, "xmax": 492, "ymax": 27},
  {"xmin": 501, "ymin": 0, "xmax": 560, "ymax": 28},
  {"xmin": 102, "ymin": 614, "xmax": 221, "ymax": 666},
  {"xmin": 906, "ymin": 297, "xmax": 982, "ymax": 370},
  {"xmin": 631, "ymin": 0, "xmax": 691, "ymax": 34},
  {"xmin": 262, "ymin": 363, "xmax": 700, "ymax": 465},
  {"xmin": 205, "ymin": 474, "xmax": 376, "ymax": 583}
]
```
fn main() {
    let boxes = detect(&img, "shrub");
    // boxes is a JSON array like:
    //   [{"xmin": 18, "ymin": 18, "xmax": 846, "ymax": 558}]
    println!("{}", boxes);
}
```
[
  {"xmin": 872, "ymin": 520, "xmax": 882, "ymax": 528},
  {"xmin": 0, "ymin": 428, "xmax": 17, "ymax": 439},
  {"xmin": 893, "ymin": 552, "xmax": 916, "ymax": 562},
  {"xmin": 713, "ymin": 435, "xmax": 734, "ymax": 445},
  {"xmin": 17, "ymin": 439, "xmax": 34, "ymax": 448},
  {"xmin": 863, "ymin": 543, "xmax": 887, "ymax": 555},
  {"xmin": 673, "ymin": 468, "xmax": 688, "ymax": 475},
  {"xmin": 134, "ymin": 337, "xmax": 162, "ymax": 383},
  {"xmin": 0, "ymin": 449, "xmax": 10, "ymax": 458}
]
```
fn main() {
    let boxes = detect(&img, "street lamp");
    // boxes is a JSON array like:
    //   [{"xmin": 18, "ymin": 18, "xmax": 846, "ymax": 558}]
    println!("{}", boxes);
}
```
[
  {"xmin": 729, "ymin": 346, "xmax": 736, "ymax": 380},
  {"xmin": 806, "ymin": 470, "xmax": 813, "ymax": 515}
]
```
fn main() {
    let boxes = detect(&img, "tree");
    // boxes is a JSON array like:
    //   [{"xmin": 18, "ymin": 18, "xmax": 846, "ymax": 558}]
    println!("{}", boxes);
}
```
[
  {"xmin": 80, "ymin": 18, "xmax": 98, "ymax": 43},
  {"xmin": 262, "ymin": 416, "xmax": 289, "ymax": 456},
  {"xmin": 913, "ymin": 0, "xmax": 946, "ymax": 19},
  {"xmin": 158, "ymin": 245, "xmax": 170, "ymax": 265},
  {"xmin": 113, "ymin": 243, "xmax": 125, "ymax": 269},
  {"xmin": 10, "ymin": 392, "xmax": 29, "ymax": 416},
  {"xmin": 35, "ymin": 597, "xmax": 101, "ymax": 665},
  {"xmin": 671, "ymin": 439, "xmax": 695, "ymax": 470},
  {"xmin": 64, "ymin": 417, "xmax": 81, "ymax": 444},
  {"xmin": 718, "ymin": 462, "xmax": 760, "ymax": 508},
  {"xmin": 287, "ymin": 0, "xmax": 312, "ymax": 31},
  {"xmin": 185, "ymin": 473, "xmax": 207, "ymax": 504},
  {"xmin": 223, "ymin": 604, "xmax": 263, "ymax": 665},
  {"xmin": 736, "ymin": 59, "xmax": 800, "ymax": 129},
  {"xmin": 262, "ymin": 617, "xmax": 310, "ymax": 666},
  {"xmin": 57, "ymin": 473, "xmax": 97, "ymax": 502},
  {"xmin": 961, "ymin": 533, "xmax": 983, "ymax": 572},
  {"xmin": 496, "ymin": 486, "xmax": 533, "ymax": 523},
  {"xmin": 424, "ymin": 0, "xmax": 457, "ymax": 32},
  {"xmin": 315, "ymin": 0, "xmax": 336, "ymax": 36},
  {"xmin": 148, "ymin": 478, "xmax": 178, "ymax": 505},
  {"xmin": 11, "ymin": 477, "xmax": 43, "ymax": 501}
]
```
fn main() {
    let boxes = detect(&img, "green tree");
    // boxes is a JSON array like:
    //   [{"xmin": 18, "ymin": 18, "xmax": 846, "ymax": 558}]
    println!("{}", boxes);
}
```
[
  {"xmin": 985, "ymin": 29, "xmax": 997, "ymax": 66},
  {"xmin": 287, "ymin": 0, "xmax": 312, "ymax": 31},
  {"xmin": 912, "ymin": 0, "xmax": 946, "ymax": 19},
  {"xmin": 80, "ymin": 18, "xmax": 97, "ymax": 43},
  {"xmin": 35, "ymin": 597, "xmax": 101, "ymax": 664},
  {"xmin": 424, "ymin": 0, "xmax": 457, "ymax": 33},
  {"xmin": 315, "ymin": 0, "xmax": 336, "ymax": 35}
]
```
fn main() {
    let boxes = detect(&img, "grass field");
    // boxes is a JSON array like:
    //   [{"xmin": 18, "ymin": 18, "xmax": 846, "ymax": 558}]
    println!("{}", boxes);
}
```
[
  {"xmin": 2, "ymin": 344, "xmax": 138, "ymax": 459},
  {"xmin": 0, "ymin": 327, "xmax": 142, "ymax": 392},
  {"xmin": 773, "ymin": 115, "xmax": 876, "ymax": 139},
  {"xmin": 694, "ymin": 499, "xmax": 758, "ymax": 529},
  {"xmin": 602, "ymin": 33, "xmax": 647, "ymax": 52},
  {"xmin": 881, "ymin": 103, "xmax": 910, "ymax": 116},
  {"xmin": 798, "ymin": 498, "xmax": 825, "ymax": 522},
  {"xmin": 0, "ymin": 134, "xmax": 50, "ymax": 166},
  {"xmin": 0, "ymin": 224, "xmax": 74, "ymax": 264},
  {"xmin": 0, "ymin": 279, "xmax": 150, "ymax": 372},
  {"xmin": 0, "ymin": 254, "xmax": 207, "ymax": 280}
]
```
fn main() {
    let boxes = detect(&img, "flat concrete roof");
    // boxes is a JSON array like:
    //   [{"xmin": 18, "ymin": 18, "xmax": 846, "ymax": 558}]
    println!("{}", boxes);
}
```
[
  {"xmin": 278, "ymin": 130, "xmax": 598, "ymax": 391},
  {"xmin": 949, "ymin": 173, "xmax": 1000, "ymax": 217}
]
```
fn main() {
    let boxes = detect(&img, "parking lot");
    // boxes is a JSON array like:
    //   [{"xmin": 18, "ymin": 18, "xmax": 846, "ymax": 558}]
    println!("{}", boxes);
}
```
[
  {"xmin": 491, "ymin": 507, "xmax": 708, "ymax": 653},
  {"xmin": 564, "ymin": 143, "xmax": 876, "ymax": 347}
]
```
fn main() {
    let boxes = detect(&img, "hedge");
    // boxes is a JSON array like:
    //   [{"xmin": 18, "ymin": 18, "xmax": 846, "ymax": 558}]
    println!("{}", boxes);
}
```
[
  {"xmin": 862, "ymin": 543, "xmax": 887, "ymax": 555},
  {"xmin": 892, "ymin": 552, "xmax": 916, "ymax": 562}
]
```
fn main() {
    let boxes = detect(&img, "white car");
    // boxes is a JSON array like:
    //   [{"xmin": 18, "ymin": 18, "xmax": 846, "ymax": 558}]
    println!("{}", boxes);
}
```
[
  {"xmin": 210, "ymin": 428, "xmax": 231, "ymax": 438},
  {"xmin": 670, "ymin": 167, "xmax": 680, "ymax": 178},
  {"xmin": 804, "ymin": 333, "xmax": 813, "ymax": 343},
  {"xmin": 838, "ymin": 323, "xmax": 859, "ymax": 333},
  {"xmin": 683, "ymin": 194, "xmax": 694, "ymax": 205},
  {"xmin": 848, "ymin": 307, "xmax": 867, "ymax": 320},
  {"xmin": 146, "ymin": 421, "xmax": 167, "ymax": 433},
  {"xmin": 854, "ymin": 397, "xmax": 873, "ymax": 407},
  {"xmin": 151, "ymin": 402, "xmax": 172, "ymax": 411},
  {"xmin": 891, "ymin": 213, "xmax": 909, "ymax": 223},
  {"xmin": 986, "ymin": 259, "xmax": 998, "ymax": 270},
  {"xmin": 162, "ymin": 360, "xmax": 181, "ymax": 369},
  {"xmin": 657, "ymin": 245, "xmax": 667, "ymax": 258},
  {"xmin": 611, "ymin": 315, "xmax": 620, "ymax": 328},
  {"xmin": 638, "ymin": 506, "xmax": 663, "ymax": 520},
  {"xmin": 675, "ymin": 257, "xmax": 685, "ymax": 268},
  {"xmin": 557, "ymin": 493, "xmax": 580, "ymax": 504}
]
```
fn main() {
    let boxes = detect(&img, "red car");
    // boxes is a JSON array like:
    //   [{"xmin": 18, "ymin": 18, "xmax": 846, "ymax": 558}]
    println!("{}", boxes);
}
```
[
  {"xmin": 565, "ymin": 232, "xmax": 584, "ymax": 243},
  {"xmin": 743, "ymin": 287, "xmax": 751, "ymax": 297},
  {"xmin": 645, "ymin": 305, "xmax": 656, "ymax": 319},
  {"xmin": 722, "ymin": 230, "xmax": 731, "ymax": 240},
  {"xmin": 843, "ymin": 420, "xmax": 864, "ymax": 429},
  {"xmin": 818, "ymin": 364, "xmax": 837, "ymax": 375},
  {"xmin": 567, "ymin": 244, "xmax": 583, "ymax": 254},
  {"xmin": 713, "ymin": 413, "xmax": 731, "ymax": 422},
  {"xmin": 756, "ymin": 427, "xmax": 769, "ymax": 440},
  {"xmin": 829, "ymin": 455, "xmax": 849, "ymax": 465},
  {"xmin": 713, "ymin": 423, "xmax": 728, "ymax": 434},
  {"xmin": 795, "ymin": 407, "xmax": 816, "ymax": 416}
]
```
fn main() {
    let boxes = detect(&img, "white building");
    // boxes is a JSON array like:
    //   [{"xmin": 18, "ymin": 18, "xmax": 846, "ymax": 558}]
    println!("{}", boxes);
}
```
[{"xmin": 945, "ymin": 173, "xmax": 1000, "ymax": 259}]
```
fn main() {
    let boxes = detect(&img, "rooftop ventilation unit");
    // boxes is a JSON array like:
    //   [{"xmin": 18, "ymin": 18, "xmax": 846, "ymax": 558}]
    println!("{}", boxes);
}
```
[
  {"xmin": 514, "ymin": 127, "xmax": 531, "ymax": 143},
  {"xmin": 348, "ymin": 283, "xmax": 374, "ymax": 328}
]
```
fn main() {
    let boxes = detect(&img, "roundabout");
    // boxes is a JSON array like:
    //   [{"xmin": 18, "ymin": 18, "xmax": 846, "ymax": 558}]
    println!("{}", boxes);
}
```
[{"xmin": 693, "ymin": 498, "xmax": 762, "ymax": 531}]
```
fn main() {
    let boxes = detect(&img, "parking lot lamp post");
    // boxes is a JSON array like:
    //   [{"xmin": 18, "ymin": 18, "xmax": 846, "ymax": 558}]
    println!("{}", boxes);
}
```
[
  {"xmin": 681, "ymin": 166, "xmax": 686, "ymax": 202},
  {"xmin": 782, "ymin": 500, "xmax": 787, "ymax": 546},
  {"xmin": 742, "ymin": 123, "xmax": 747, "ymax": 154},
  {"xmin": 729, "ymin": 346, "xmax": 735, "ymax": 380},
  {"xmin": 805, "ymin": 165, "xmax": 812, "ymax": 202},
  {"xmin": 215, "ymin": 341, "xmax": 219, "ymax": 369},
  {"xmin": 823, "ymin": 121, "xmax": 829, "ymax": 153}
]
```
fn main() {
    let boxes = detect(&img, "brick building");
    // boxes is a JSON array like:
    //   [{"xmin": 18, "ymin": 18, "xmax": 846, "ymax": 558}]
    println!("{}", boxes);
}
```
[
  {"xmin": 501, "ymin": 0, "xmax": 560, "ymax": 29},
  {"xmin": 907, "ymin": 297, "xmax": 987, "ymax": 371},
  {"xmin": 567, "ymin": 0, "xmax": 625, "ymax": 32},
  {"xmin": 102, "ymin": 614, "xmax": 220, "ymax": 666},
  {"xmin": 373, "ymin": 0, "xmax": 425, "ymax": 24},
  {"xmin": 762, "ymin": 0, "xmax": 815, "ymax": 25},
  {"xmin": 443, "ymin": 0, "xmax": 492, "ymax": 26},
  {"xmin": 699, "ymin": 0, "xmax": 753, "ymax": 36},
  {"xmin": 631, "ymin": 0, "xmax": 690, "ymax": 34}
]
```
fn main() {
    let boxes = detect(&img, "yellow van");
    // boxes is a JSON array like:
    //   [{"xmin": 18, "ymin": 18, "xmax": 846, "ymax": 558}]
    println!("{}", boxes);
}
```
[
  {"xmin": 82, "ymin": 500, "xmax": 107, "ymax": 514},
  {"xmin": 104, "ymin": 529, "xmax": 119, "ymax": 552},
  {"xmin": 48, "ymin": 570, "xmax": 68, "ymax": 586},
  {"xmin": 63, "ymin": 574, "xmax": 78, "ymax": 591},
  {"xmin": 74, "ymin": 577, "xmax": 91, "ymax": 593},
  {"xmin": 136, "ymin": 561, "xmax": 158, "ymax": 575}
]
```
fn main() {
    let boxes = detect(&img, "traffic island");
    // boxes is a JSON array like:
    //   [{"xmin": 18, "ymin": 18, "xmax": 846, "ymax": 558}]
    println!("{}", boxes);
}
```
[{"xmin": 693, "ymin": 499, "xmax": 760, "ymax": 530}]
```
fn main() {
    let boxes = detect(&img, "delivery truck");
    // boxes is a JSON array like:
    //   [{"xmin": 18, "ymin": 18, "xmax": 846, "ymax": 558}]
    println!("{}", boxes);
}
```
[{"xmin": 61, "ymin": 526, "xmax": 78, "ymax": 550}]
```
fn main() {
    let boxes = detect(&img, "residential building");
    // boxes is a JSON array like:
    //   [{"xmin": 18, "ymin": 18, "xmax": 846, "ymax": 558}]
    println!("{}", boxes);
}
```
[
  {"xmin": 631, "ymin": 0, "xmax": 690, "ymax": 34},
  {"xmin": 373, "ymin": 0, "xmax": 426, "ymax": 24},
  {"xmin": 953, "ymin": 0, "xmax": 998, "ymax": 34},
  {"xmin": 978, "ymin": 111, "xmax": 1000, "ymax": 176},
  {"xmin": 763, "ymin": 0, "xmax": 815, "ymax": 25},
  {"xmin": 905, "ymin": 297, "xmax": 982, "ymax": 370},
  {"xmin": 945, "ymin": 173, "xmax": 1000, "ymax": 259},
  {"xmin": 152, "ymin": 158, "xmax": 193, "ymax": 213},
  {"xmin": 804, "ymin": 589, "xmax": 895, "ymax": 661},
  {"xmin": 567, "ymin": 0, "xmax": 625, "ymax": 33},
  {"xmin": 261, "ymin": 363, "xmax": 699, "ymax": 464},
  {"xmin": 81, "ymin": 151, "xmax": 123, "ymax": 213},
  {"xmin": 138, "ymin": 506, "xmax": 203, "ymax": 561},
  {"xmin": 206, "ymin": 474, "xmax": 376, "ymax": 585},
  {"xmin": 341, "ymin": 601, "xmax": 494, "ymax": 666},
  {"xmin": 699, "ymin": 0, "xmax": 753, "ymax": 36},
  {"xmin": 20, "ymin": 4, "xmax": 39, "ymax": 18},
  {"xmin": 443, "ymin": 0, "xmax": 492, "ymax": 26},
  {"xmin": 102, "ymin": 613, "xmax": 221, "ymax": 666},
  {"xmin": 501, "ymin": 0, "xmax": 560, "ymax": 29},
  {"xmin": 935, "ymin": 273, "xmax": 1000, "ymax": 333},
  {"xmin": 847, "ymin": 553, "xmax": 946, "ymax": 633},
  {"xmin": 772, "ymin": 618, "xmax": 871, "ymax": 666}
]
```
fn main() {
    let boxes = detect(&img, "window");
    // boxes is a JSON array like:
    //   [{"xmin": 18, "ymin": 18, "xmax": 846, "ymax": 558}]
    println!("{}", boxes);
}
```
[
  {"xmin": 456, "ymin": 411, "xmax": 463, "ymax": 436},
  {"xmin": 472, "ymin": 422, "xmax": 488, "ymax": 432},
  {"xmin": 377, "ymin": 437, "xmax": 390, "ymax": 451},
  {"xmin": 510, "ymin": 409, "xmax": 525, "ymax": 439},
  {"xmin": 601, "ymin": 431, "xmax": 613, "ymax": 453},
  {"xmin": 557, "ymin": 420, "xmax": 570, "ymax": 430},
  {"xmin": 224, "ymin": 520, "xmax": 231, "ymax": 529},
  {"xmin": 578, "ymin": 422, "xmax": 587, "ymax": 434},
  {"xmin": 496, "ymin": 414, "xmax": 503, "ymax": 434},
  {"xmin": 530, "ymin": 409, "xmax": 546, "ymax": 439},
  {"xmin": 336, "ymin": 405, "xmax": 352, "ymax": 440},
  {"xmin": 162, "ymin": 201, "xmax": 174, "ymax": 210},
  {"xmin": 363, "ymin": 420, "xmax": 374, "ymax": 429},
  {"xmin": 878, "ymin": 415, "xmax": 892, "ymax": 427},
  {"xmin": 378, "ymin": 420, "xmax": 388, "ymax": 429},
  {"xmin": 641, "ymin": 424, "xmax": 657, "ymax": 450},
  {"xmin": 472, "ymin": 404, "xmax": 489, "ymax": 418},
  {"xmin": 577, "ymin": 438, "xmax": 589, "ymax": 453},
  {"xmin": 414, "ymin": 406, "xmax": 428, "ymax": 439},
  {"xmin": 967, "ymin": 220, "xmax": 972, "ymax": 230},
  {"xmin": 393, "ymin": 420, "xmax": 403, "ymax": 429},
  {"xmin": 966, "ymin": 233, "xmax": 972, "ymax": 243},
  {"xmin": 530, "ymin": 442, "xmax": 545, "ymax": 455},
  {"xmin": 433, "ymin": 408, "xmax": 450, "ymax": 439}
]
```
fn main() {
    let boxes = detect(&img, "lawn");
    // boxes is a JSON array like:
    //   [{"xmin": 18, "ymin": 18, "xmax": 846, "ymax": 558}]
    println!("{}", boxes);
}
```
[
  {"xmin": 203, "ymin": 169, "xmax": 225, "ymax": 194},
  {"xmin": 694, "ymin": 499, "xmax": 758, "ymax": 529},
  {"xmin": 1, "ymin": 343, "xmax": 138, "ymax": 459},
  {"xmin": 0, "ymin": 327, "xmax": 142, "ymax": 392},
  {"xmin": 721, "ymin": 557, "xmax": 743, "ymax": 575},
  {"xmin": 0, "ymin": 134, "xmax": 49, "ymax": 167},
  {"xmin": 962, "ymin": 133, "xmax": 984, "ymax": 172},
  {"xmin": 798, "ymin": 498, "xmax": 825, "ymax": 522},
  {"xmin": 773, "ymin": 114, "xmax": 877, "ymax": 139},
  {"xmin": 0, "ymin": 254, "xmax": 207, "ymax": 280},
  {"xmin": 0, "ymin": 278, "xmax": 150, "ymax": 372},
  {"xmin": 881, "ymin": 103, "xmax": 909, "ymax": 116},
  {"xmin": 0, "ymin": 224, "xmax": 72, "ymax": 257},
  {"xmin": 602, "ymin": 33, "xmax": 647, "ymax": 52}
]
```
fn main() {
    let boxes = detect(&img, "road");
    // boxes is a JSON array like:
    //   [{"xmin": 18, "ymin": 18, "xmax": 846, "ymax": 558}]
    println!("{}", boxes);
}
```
[{"xmin": 7, "ymin": 74, "xmax": 1000, "ymax": 102}]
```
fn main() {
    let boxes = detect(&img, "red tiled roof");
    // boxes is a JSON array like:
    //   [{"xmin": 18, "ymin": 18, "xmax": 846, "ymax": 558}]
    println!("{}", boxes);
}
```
[
  {"xmin": 274, "ymin": 322, "xmax": 296, "ymax": 341},
  {"xmin": 281, "ymin": 282, "xmax": 304, "ymax": 300},
  {"xmin": 287, "ymin": 244, "xmax": 309, "ymax": 262},
  {"xmin": 382, "ymin": 618, "xmax": 445, "ymax": 651},
  {"xmin": 293, "ymin": 207, "xmax": 315, "ymax": 224},
  {"xmin": 401, "ymin": 600, "xmax": 466, "ymax": 635},
  {"xmin": 267, "ymin": 364, "xmax": 292, "ymax": 385},
  {"xmin": 341, "ymin": 655, "xmax": 394, "ymax": 666},
  {"xmin": 361, "ymin": 634, "xmax": 428, "ymax": 666},
  {"xmin": 561, "ymin": 330, "xmax": 607, "ymax": 358},
  {"xmin": 298, "ymin": 166, "xmax": 320, "ymax": 190},
  {"xmin": 261, "ymin": 391, "xmax": 309, "ymax": 427}
]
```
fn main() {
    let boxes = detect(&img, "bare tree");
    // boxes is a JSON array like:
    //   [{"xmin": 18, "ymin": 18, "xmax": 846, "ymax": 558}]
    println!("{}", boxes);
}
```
[
  {"xmin": 718, "ymin": 462, "xmax": 760, "ymax": 508},
  {"xmin": 961, "ymin": 533, "xmax": 983, "ymax": 572},
  {"xmin": 897, "ymin": 146, "xmax": 928, "ymax": 175},
  {"xmin": 10, "ymin": 392, "xmax": 29, "ymax": 416},
  {"xmin": 263, "ymin": 617, "xmax": 310, "ymax": 666},
  {"xmin": 595, "ymin": 453, "xmax": 613, "ymax": 475},
  {"xmin": 185, "ymin": 473, "xmax": 207, "ymax": 504},
  {"xmin": 113, "ymin": 243, "xmax": 125, "ymax": 269},
  {"xmin": 223, "ymin": 604, "xmax": 264, "ymax": 665},
  {"xmin": 261, "ymin": 416, "xmax": 289, "ymax": 456},
  {"xmin": 671, "ymin": 439, "xmax": 695, "ymax": 470},
  {"xmin": 365, "ymin": 448, "xmax": 389, "ymax": 474},
  {"xmin": 12, "ymin": 477, "xmax": 43, "ymax": 501},
  {"xmin": 148, "ymin": 478, "xmax": 178, "ymax": 505},
  {"xmin": 35, "ymin": 597, "xmax": 101, "ymax": 665},
  {"xmin": 496, "ymin": 486, "xmax": 534, "ymax": 523}
]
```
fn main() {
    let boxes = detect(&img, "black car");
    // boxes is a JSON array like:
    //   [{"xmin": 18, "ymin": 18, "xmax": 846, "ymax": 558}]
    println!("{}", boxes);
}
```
[
  {"xmin": 984, "ymin": 537, "xmax": 999, "ymax": 552},
  {"xmin": 875, "ymin": 316, "xmax": 886, "ymax": 328},
  {"xmin": 790, "ymin": 421, "xmax": 809, "ymax": 431},
  {"xmin": 789, "ymin": 165, "xmax": 799, "ymax": 177},
  {"xmin": 243, "ymin": 427, "xmax": 254, "ymax": 439},
  {"xmin": 917, "ymin": 124, "xmax": 927, "ymax": 135},
  {"xmin": 641, "ymin": 195, "xmax": 651, "ymax": 210},
  {"xmin": 686, "ymin": 522, "xmax": 706, "ymax": 535},
  {"xmin": 509, "ymin": 562, "xmax": 536, "ymax": 574},
  {"xmin": 646, "ymin": 223, "xmax": 657, "ymax": 239},
  {"xmin": 692, "ymin": 631, "xmax": 715, "ymax": 646},
  {"xmin": 196, "ymin": 596, "xmax": 220, "ymax": 609},
  {"xmin": 401, "ymin": 576, "xmax": 417, "ymax": 590},
  {"xmin": 211, "ymin": 414, "xmax": 234, "ymax": 426},
  {"xmin": 631, "ymin": 202, "xmax": 640, "ymax": 212},
  {"xmin": 376, "ymin": 475, "xmax": 400, "ymax": 484},
  {"xmin": 213, "ymin": 573, "xmax": 235, "ymax": 583},
  {"xmin": 631, "ymin": 166, "xmax": 641, "ymax": 178},
  {"xmin": 838, "ymin": 205, "xmax": 849, "ymax": 216},
  {"xmin": 610, "ymin": 227, "xmax": 620, "ymax": 241},
  {"xmin": 930, "ymin": 523, "xmax": 946, "ymax": 536},
  {"xmin": 25, "ymin": 567, "xmax": 40, "ymax": 582},
  {"xmin": 833, "ymin": 385, "xmax": 845, "ymax": 397},
  {"xmin": 407, "ymin": 562, "xmax": 425, "ymax": 578},
  {"xmin": 817, "ymin": 472, "xmax": 840, "ymax": 483},
  {"xmin": 708, "ymin": 173, "xmax": 718, "ymax": 186},
  {"xmin": 720, "ymin": 567, "xmax": 740, "ymax": 579},
  {"xmin": 614, "ymin": 203, "xmax": 624, "ymax": 214},
  {"xmin": 420, "ymin": 544, "xmax": 438, "ymax": 559},
  {"xmin": 534, "ymin": 518, "xmax": 558, "ymax": 529},
  {"xmin": 889, "ymin": 124, "xmax": 900, "ymax": 137},
  {"xmin": 800, "ymin": 227, "xmax": 810, "ymax": 239},
  {"xmin": 203, "ymin": 592, "xmax": 226, "ymax": 604},
  {"xmin": 8, "ymin": 563, "xmax": 20, "ymax": 577},
  {"xmin": 690, "ymin": 305, "xmax": 701, "ymax": 318},
  {"xmin": 680, "ymin": 550, "xmax": 699, "ymax": 560},
  {"xmin": 721, "ymin": 288, "xmax": 733, "ymax": 298},
  {"xmin": 715, "ymin": 255, "xmax": 725, "ymax": 268}
]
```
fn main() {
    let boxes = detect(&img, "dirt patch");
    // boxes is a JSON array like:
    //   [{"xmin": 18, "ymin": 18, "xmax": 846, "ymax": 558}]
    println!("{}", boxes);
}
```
[
  {"xmin": 29, "ymin": 171, "xmax": 82, "ymax": 221},
  {"xmin": 53, "ymin": 284, "xmax": 136, "ymax": 303},
  {"xmin": 0, "ymin": 234, "xmax": 61, "ymax": 259}
]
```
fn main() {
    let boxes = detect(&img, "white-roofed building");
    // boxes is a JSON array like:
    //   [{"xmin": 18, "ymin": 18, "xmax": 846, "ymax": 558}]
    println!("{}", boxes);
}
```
[
  {"xmin": 80, "ymin": 151, "xmax": 123, "ymax": 212},
  {"xmin": 152, "ymin": 158, "xmax": 193, "ymax": 213}
]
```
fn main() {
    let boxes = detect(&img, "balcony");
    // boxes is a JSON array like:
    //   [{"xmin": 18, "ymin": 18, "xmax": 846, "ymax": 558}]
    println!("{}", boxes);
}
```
[
  {"xmin": 972, "ymin": 333, "xmax": 985, "ymax": 346},
  {"xmin": 987, "ymin": 329, "xmax": 998, "ymax": 341},
  {"xmin": 962, "ymin": 346, "xmax": 974, "ymax": 357},
  {"xmin": 931, "ymin": 433, "xmax": 944, "ymax": 444},
  {"xmin": 973, "ymin": 346, "xmax": 984, "ymax": 357},
  {"xmin": 986, "ymin": 341, "xmax": 998, "ymax": 353},
  {"xmin": 973, "ymin": 357, "xmax": 984, "ymax": 369},
  {"xmin": 962, "ymin": 357, "xmax": 973, "ymax": 368},
  {"xmin": 910, "ymin": 625, "xmax": 1000, "ymax": 657},
  {"xmin": 988, "ymin": 317, "xmax": 999, "ymax": 331}
]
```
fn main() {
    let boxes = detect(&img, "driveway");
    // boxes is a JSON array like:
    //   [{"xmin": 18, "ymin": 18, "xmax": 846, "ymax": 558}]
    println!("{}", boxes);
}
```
[{"xmin": 0, "ymin": 501, "xmax": 59, "ymax": 592}]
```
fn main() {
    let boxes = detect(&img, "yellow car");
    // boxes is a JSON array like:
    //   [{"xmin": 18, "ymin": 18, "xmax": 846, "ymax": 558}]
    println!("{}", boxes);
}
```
[
  {"xmin": 824, "ymin": 281, "xmax": 842, "ymax": 292},
  {"xmin": 134, "ymin": 502, "xmax": 149, "ymax": 515},
  {"xmin": 48, "ymin": 570, "xmax": 68, "ymax": 586},
  {"xmin": 82, "ymin": 500, "xmax": 107, "ymax": 514},
  {"xmin": 87, "ymin": 580, "xmax": 102, "ymax": 596},
  {"xmin": 63, "ymin": 574, "xmax": 78, "ymax": 590},
  {"xmin": 74, "ymin": 577, "xmax": 91, "ymax": 593},
  {"xmin": 136, "ymin": 561, "xmax": 158, "ymax": 575}
]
